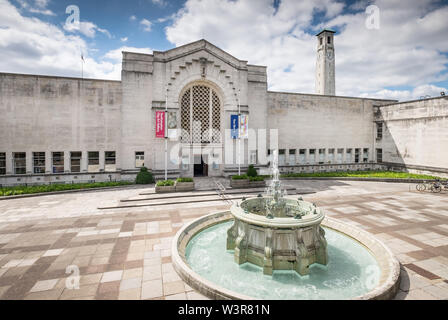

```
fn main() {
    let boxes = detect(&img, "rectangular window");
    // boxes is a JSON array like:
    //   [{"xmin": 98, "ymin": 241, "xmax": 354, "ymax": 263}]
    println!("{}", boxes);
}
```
[
  {"xmin": 278, "ymin": 149, "xmax": 286, "ymax": 166},
  {"xmin": 328, "ymin": 148, "xmax": 335, "ymax": 163},
  {"xmin": 33, "ymin": 152, "xmax": 45, "ymax": 174},
  {"xmin": 13, "ymin": 152, "xmax": 26, "ymax": 174},
  {"xmin": 299, "ymin": 149, "xmax": 306, "ymax": 164},
  {"xmin": 105, "ymin": 151, "xmax": 116, "ymax": 172},
  {"xmin": 88, "ymin": 151, "xmax": 99, "ymax": 172},
  {"xmin": 250, "ymin": 150, "xmax": 257, "ymax": 165},
  {"xmin": 320, "ymin": 37, "xmax": 323, "ymax": 45},
  {"xmin": 52, "ymin": 152, "xmax": 64, "ymax": 173},
  {"xmin": 288, "ymin": 149, "xmax": 296, "ymax": 165},
  {"xmin": 337, "ymin": 149, "xmax": 343, "ymax": 164},
  {"xmin": 319, "ymin": 149, "xmax": 325, "ymax": 164},
  {"xmin": 376, "ymin": 122, "xmax": 383, "ymax": 140},
  {"xmin": 363, "ymin": 148, "xmax": 369, "ymax": 163},
  {"xmin": 0, "ymin": 153, "xmax": 6, "ymax": 175},
  {"xmin": 309, "ymin": 149, "xmax": 315, "ymax": 164},
  {"xmin": 376, "ymin": 149, "xmax": 383, "ymax": 163},
  {"xmin": 135, "ymin": 152, "xmax": 145, "ymax": 168},
  {"xmin": 70, "ymin": 152, "xmax": 81, "ymax": 173},
  {"xmin": 355, "ymin": 149, "xmax": 360, "ymax": 163},
  {"xmin": 327, "ymin": 36, "xmax": 331, "ymax": 44},
  {"xmin": 346, "ymin": 148, "xmax": 352, "ymax": 163}
]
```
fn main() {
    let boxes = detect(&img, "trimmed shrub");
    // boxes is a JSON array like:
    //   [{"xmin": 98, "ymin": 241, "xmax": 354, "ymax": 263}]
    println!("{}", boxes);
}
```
[
  {"xmin": 247, "ymin": 165, "xmax": 258, "ymax": 177},
  {"xmin": 176, "ymin": 177, "xmax": 194, "ymax": 183},
  {"xmin": 232, "ymin": 174, "xmax": 248, "ymax": 180},
  {"xmin": 156, "ymin": 180, "xmax": 175, "ymax": 187},
  {"xmin": 249, "ymin": 176, "xmax": 264, "ymax": 181},
  {"xmin": 135, "ymin": 167, "xmax": 154, "ymax": 185}
]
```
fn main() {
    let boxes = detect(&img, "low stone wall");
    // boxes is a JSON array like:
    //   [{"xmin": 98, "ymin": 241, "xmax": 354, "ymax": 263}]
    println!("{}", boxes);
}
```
[
  {"xmin": 155, "ymin": 185, "xmax": 176, "ymax": 193},
  {"xmin": 175, "ymin": 181, "xmax": 195, "ymax": 192}
]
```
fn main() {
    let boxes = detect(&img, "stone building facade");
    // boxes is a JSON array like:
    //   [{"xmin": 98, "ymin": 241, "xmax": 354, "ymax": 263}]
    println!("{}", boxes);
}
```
[{"xmin": 0, "ymin": 35, "xmax": 447, "ymax": 186}]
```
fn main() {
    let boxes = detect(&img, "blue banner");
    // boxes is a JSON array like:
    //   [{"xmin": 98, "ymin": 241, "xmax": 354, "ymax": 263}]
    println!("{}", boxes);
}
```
[{"xmin": 231, "ymin": 114, "xmax": 239, "ymax": 139}]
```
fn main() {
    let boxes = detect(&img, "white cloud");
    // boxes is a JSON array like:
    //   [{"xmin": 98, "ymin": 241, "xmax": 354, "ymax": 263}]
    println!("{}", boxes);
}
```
[
  {"xmin": 16, "ymin": 0, "xmax": 55, "ymax": 15},
  {"xmin": 130, "ymin": 15, "xmax": 137, "ymax": 21},
  {"xmin": 364, "ymin": 84, "xmax": 447, "ymax": 101},
  {"xmin": 0, "ymin": 0, "xmax": 149, "ymax": 80},
  {"xmin": 151, "ymin": 0, "xmax": 167, "ymax": 7},
  {"xmin": 64, "ymin": 20, "xmax": 111, "ymax": 39},
  {"xmin": 140, "ymin": 18, "xmax": 152, "ymax": 32},
  {"xmin": 165, "ymin": 0, "xmax": 448, "ymax": 100},
  {"xmin": 121, "ymin": 37, "xmax": 128, "ymax": 42}
]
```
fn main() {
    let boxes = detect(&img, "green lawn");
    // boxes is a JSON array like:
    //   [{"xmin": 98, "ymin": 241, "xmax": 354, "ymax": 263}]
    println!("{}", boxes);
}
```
[
  {"xmin": 0, "ymin": 181, "xmax": 134, "ymax": 197},
  {"xmin": 280, "ymin": 171, "xmax": 442, "ymax": 180}
]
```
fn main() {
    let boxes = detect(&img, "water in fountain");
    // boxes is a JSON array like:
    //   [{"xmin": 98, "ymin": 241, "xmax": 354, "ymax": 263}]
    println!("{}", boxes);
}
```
[{"xmin": 264, "ymin": 150, "xmax": 287, "ymax": 219}]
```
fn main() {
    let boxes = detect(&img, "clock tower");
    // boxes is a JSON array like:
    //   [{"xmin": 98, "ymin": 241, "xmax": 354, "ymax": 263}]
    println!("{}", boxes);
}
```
[{"xmin": 315, "ymin": 29, "xmax": 336, "ymax": 95}]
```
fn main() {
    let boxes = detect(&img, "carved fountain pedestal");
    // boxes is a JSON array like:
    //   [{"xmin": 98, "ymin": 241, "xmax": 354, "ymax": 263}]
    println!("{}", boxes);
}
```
[{"xmin": 227, "ymin": 197, "xmax": 328, "ymax": 276}]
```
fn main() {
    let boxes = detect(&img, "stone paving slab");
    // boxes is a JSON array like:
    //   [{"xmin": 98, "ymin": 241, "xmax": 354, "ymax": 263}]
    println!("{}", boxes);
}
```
[{"xmin": 0, "ymin": 180, "xmax": 447, "ymax": 300}]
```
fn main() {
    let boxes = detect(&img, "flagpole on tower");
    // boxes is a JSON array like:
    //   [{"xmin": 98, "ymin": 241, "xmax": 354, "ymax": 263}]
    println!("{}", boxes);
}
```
[{"xmin": 81, "ymin": 51, "xmax": 85, "ymax": 79}]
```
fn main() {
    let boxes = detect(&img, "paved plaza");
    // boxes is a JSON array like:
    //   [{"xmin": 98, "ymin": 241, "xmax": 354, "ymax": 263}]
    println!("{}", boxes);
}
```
[{"xmin": 0, "ymin": 180, "xmax": 447, "ymax": 300}]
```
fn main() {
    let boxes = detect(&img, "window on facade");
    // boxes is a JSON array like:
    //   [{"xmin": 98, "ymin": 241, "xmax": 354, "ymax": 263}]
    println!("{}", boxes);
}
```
[
  {"xmin": 327, "ymin": 36, "xmax": 331, "ymax": 44},
  {"xmin": 0, "ymin": 153, "xmax": 6, "ymax": 175},
  {"xmin": 376, "ymin": 149, "xmax": 383, "ymax": 163},
  {"xmin": 105, "ymin": 151, "xmax": 116, "ymax": 172},
  {"xmin": 363, "ymin": 148, "xmax": 369, "ymax": 163},
  {"xmin": 249, "ymin": 150, "xmax": 257, "ymax": 165},
  {"xmin": 376, "ymin": 122, "xmax": 383, "ymax": 140},
  {"xmin": 337, "ymin": 149, "xmax": 343, "ymax": 164},
  {"xmin": 318, "ymin": 149, "xmax": 325, "ymax": 164},
  {"xmin": 13, "ymin": 152, "xmax": 26, "ymax": 174},
  {"xmin": 288, "ymin": 149, "xmax": 296, "ymax": 165},
  {"xmin": 328, "ymin": 149, "xmax": 335, "ymax": 163},
  {"xmin": 52, "ymin": 152, "xmax": 64, "ymax": 173},
  {"xmin": 299, "ymin": 149, "xmax": 306, "ymax": 164},
  {"xmin": 320, "ymin": 37, "xmax": 323, "ymax": 45},
  {"xmin": 70, "ymin": 152, "xmax": 81, "ymax": 173},
  {"xmin": 33, "ymin": 152, "xmax": 45, "ymax": 174},
  {"xmin": 309, "ymin": 149, "xmax": 315, "ymax": 163},
  {"xmin": 88, "ymin": 152, "xmax": 99, "ymax": 172},
  {"xmin": 278, "ymin": 149, "xmax": 286, "ymax": 165},
  {"xmin": 135, "ymin": 152, "xmax": 145, "ymax": 168},
  {"xmin": 354, "ymin": 149, "xmax": 360, "ymax": 163},
  {"xmin": 346, "ymin": 149, "xmax": 352, "ymax": 163}
]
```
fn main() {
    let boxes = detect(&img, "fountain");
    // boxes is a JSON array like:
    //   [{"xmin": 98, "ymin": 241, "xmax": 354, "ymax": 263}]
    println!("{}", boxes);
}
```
[
  {"xmin": 171, "ymin": 151, "xmax": 401, "ymax": 300},
  {"xmin": 226, "ymin": 150, "xmax": 328, "ymax": 275}
]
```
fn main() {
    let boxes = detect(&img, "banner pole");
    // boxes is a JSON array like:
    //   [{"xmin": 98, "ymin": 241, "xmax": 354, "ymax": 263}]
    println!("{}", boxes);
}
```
[
  {"xmin": 238, "ymin": 90, "xmax": 241, "ymax": 176},
  {"xmin": 165, "ymin": 87, "xmax": 168, "ymax": 181}
]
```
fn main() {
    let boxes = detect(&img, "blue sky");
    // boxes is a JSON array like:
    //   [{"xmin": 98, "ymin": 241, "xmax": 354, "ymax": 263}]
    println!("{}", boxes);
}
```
[{"xmin": 1, "ymin": 0, "xmax": 448, "ymax": 101}]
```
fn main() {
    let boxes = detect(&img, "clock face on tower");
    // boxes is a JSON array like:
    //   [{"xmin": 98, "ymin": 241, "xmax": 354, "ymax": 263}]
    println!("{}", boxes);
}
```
[{"xmin": 326, "ymin": 51, "xmax": 334, "ymax": 60}]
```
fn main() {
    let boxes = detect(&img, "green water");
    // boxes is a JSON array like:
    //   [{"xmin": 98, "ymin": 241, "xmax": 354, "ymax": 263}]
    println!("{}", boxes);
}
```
[{"xmin": 185, "ymin": 221, "xmax": 380, "ymax": 300}]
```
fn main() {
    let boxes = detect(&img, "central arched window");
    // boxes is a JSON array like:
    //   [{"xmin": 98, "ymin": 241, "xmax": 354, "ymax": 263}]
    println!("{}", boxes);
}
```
[{"xmin": 180, "ymin": 84, "xmax": 221, "ymax": 144}]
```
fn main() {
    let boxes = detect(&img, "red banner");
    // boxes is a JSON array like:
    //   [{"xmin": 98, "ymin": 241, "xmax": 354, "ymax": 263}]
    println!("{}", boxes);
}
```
[{"xmin": 155, "ymin": 111, "xmax": 166, "ymax": 138}]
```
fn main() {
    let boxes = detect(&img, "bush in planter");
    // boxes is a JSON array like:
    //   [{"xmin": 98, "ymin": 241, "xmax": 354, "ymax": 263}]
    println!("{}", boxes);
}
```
[
  {"xmin": 136, "ymin": 167, "xmax": 155, "ymax": 184},
  {"xmin": 232, "ymin": 174, "xmax": 248, "ymax": 180},
  {"xmin": 176, "ymin": 177, "xmax": 194, "ymax": 183},
  {"xmin": 247, "ymin": 165, "xmax": 258, "ymax": 177},
  {"xmin": 249, "ymin": 176, "xmax": 265, "ymax": 181},
  {"xmin": 156, "ymin": 180, "xmax": 175, "ymax": 187}
]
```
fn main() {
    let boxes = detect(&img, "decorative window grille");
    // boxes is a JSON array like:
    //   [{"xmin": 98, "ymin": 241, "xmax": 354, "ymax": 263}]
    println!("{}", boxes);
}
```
[
  {"xmin": 52, "ymin": 152, "xmax": 64, "ymax": 173},
  {"xmin": 33, "ymin": 152, "xmax": 45, "ymax": 174},
  {"xmin": 180, "ymin": 84, "xmax": 221, "ymax": 144},
  {"xmin": 0, "ymin": 153, "xmax": 5, "ymax": 175}
]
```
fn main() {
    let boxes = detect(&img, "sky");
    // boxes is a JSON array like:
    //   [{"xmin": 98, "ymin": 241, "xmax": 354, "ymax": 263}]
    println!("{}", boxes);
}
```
[{"xmin": 0, "ymin": 0, "xmax": 447, "ymax": 101}]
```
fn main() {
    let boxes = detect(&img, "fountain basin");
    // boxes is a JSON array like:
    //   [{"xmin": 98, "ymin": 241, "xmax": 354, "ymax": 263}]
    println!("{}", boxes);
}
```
[
  {"xmin": 227, "ymin": 198, "xmax": 327, "ymax": 275},
  {"xmin": 172, "ymin": 211, "xmax": 401, "ymax": 300}
]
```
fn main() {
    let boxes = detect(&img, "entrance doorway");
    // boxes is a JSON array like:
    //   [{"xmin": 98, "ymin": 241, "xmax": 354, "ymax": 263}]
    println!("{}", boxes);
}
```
[{"xmin": 194, "ymin": 155, "xmax": 208, "ymax": 177}]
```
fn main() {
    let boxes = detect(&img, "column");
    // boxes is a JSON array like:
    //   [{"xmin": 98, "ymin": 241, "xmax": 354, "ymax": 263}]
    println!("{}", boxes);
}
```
[
  {"xmin": 26, "ymin": 151, "xmax": 32, "ymax": 174},
  {"xmin": 64, "ymin": 151, "xmax": 70, "ymax": 173},
  {"xmin": 81, "ymin": 151, "xmax": 88, "ymax": 172},
  {"xmin": 99, "ymin": 150, "xmax": 105, "ymax": 172},
  {"xmin": 45, "ymin": 151, "xmax": 52, "ymax": 174},
  {"xmin": 6, "ymin": 152, "xmax": 13, "ymax": 175}
]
